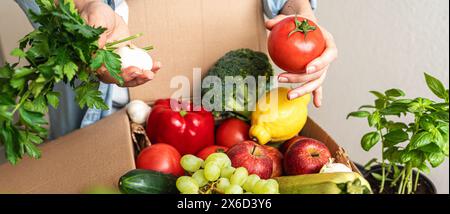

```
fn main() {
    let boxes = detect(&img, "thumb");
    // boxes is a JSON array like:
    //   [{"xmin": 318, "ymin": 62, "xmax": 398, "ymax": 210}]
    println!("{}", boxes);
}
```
[{"xmin": 265, "ymin": 15, "xmax": 287, "ymax": 30}]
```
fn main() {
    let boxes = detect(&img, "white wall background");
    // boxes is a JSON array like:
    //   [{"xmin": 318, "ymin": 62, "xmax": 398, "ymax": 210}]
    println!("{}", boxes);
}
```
[
  {"xmin": 0, "ymin": 0, "xmax": 449, "ymax": 193},
  {"xmin": 307, "ymin": 0, "xmax": 449, "ymax": 193}
]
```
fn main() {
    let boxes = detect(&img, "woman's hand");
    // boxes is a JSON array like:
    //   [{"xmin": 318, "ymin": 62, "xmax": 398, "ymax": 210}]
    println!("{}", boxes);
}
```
[
  {"xmin": 77, "ymin": 0, "xmax": 161, "ymax": 87},
  {"xmin": 265, "ymin": 14, "xmax": 337, "ymax": 108}
]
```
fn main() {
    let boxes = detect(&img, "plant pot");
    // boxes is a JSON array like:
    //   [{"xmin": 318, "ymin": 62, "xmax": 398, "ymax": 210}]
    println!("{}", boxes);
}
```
[
  {"xmin": 363, "ymin": 164, "xmax": 436, "ymax": 194},
  {"xmin": 354, "ymin": 162, "xmax": 366, "ymax": 174}
]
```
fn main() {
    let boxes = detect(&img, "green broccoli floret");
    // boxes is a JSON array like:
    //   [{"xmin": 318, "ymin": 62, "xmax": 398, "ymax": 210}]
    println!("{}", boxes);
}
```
[{"xmin": 201, "ymin": 49, "xmax": 274, "ymax": 119}]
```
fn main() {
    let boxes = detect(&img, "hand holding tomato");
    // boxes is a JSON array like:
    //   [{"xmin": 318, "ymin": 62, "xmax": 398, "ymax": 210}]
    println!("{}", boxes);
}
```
[{"xmin": 266, "ymin": 15, "xmax": 338, "ymax": 108}]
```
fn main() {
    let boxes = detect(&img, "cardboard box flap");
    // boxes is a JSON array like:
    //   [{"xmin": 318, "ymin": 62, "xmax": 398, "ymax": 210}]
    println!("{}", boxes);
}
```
[
  {"xmin": 0, "ymin": 110, "xmax": 135, "ymax": 194},
  {"xmin": 128, "ymin": 0, "xmax": 267, "ymax": 103}
]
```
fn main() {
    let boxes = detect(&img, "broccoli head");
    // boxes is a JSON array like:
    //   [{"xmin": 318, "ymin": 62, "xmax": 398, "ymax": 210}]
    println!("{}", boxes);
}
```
[{"xmin": 201, "ymin": 49, "xmax": 274, "ymax": 119}]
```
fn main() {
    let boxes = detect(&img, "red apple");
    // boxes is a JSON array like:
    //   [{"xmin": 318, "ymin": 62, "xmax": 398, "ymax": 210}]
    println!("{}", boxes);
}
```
[
  {"xmin": 263, "ymin": 145, "xmax": 283, "ymax": 177},
  {"xmin": 280, "ymin": 136, "xmax": 308, "ymax": 154},
  {"xmin": 284, "ymin": 137, "xmax": 331, "ymax": 175},
  {"xmin": 226, "ymin": 141, "xmax": 273, "ymax": 179}
]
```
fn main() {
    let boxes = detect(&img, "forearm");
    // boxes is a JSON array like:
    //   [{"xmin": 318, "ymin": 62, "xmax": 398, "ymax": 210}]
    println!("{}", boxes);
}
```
[{"xmin": 281, "ymin": 0, "xmax": 316, "ymax": 22}]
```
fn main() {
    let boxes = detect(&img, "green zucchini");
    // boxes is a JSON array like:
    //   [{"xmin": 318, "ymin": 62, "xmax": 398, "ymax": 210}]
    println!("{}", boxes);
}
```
[{"xmin": 118, "ymin": 169, "xmax": 178, "ymax": 194}]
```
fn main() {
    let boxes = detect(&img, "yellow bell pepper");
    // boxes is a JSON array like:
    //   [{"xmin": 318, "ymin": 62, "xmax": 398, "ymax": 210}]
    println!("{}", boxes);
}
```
[{"xmin": 250, "ymin": 87, "xmax": 310, "ymax": 145}]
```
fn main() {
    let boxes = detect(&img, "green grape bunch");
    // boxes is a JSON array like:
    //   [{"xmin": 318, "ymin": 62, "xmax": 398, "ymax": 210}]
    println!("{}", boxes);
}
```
[{"xmin": 176, "ymin": 153, "xmax": 279, "ymax": 194}]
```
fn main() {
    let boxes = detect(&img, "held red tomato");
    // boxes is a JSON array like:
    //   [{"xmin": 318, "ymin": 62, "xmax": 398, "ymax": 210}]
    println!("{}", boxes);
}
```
[
  {"xmin": 268, "ymin": 16, "xmax": 325, "ymax": 73},
  {"xmin": 216, "ymin": 118, "xmax": 250, "ymax": 148},
  {"xmin": 196, "ymin": 145, "xmax": 229, "ymax": 160},
  {"xmin": 136, "ymin": 144, "xmax": 184, "ymax": 177}
]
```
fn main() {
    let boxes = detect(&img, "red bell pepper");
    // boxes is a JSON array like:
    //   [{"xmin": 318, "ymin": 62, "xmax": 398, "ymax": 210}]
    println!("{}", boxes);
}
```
[{"xmin": 146, "ymin": 99, "xmax": 215, "ymax": 155}]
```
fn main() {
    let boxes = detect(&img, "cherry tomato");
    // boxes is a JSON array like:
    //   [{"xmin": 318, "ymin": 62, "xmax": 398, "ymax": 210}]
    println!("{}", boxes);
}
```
[
  {"xmin": 196, "ymin": 145, "xmax": 229, "ymax": 160},
  {"xmin": 268, "ymin": 16, "xmax": 325, "ymax": 73},
  {"xmin": 216, "ymin": 118, "xmax": 250, "ymax": 148},
  {"xmin": 136, "ymin": 144, "xmax": 184, "ymax": 177}
]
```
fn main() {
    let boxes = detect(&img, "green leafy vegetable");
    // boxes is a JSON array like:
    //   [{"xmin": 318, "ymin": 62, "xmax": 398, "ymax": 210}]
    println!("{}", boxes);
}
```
[
  {"xmin": 0, "ymin": 0, "xmax": 148, "ymax": 164},
  {"xmin": 347, "ymin": 72, "xmax": 449, "ymax": 194}
]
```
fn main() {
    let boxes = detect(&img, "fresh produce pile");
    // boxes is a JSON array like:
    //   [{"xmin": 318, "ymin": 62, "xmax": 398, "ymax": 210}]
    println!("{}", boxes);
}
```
[
  {"xmin": 120, "ymin": 64, "xmax": 373, "ymax": 194},
  {"xmin": 0, "ymin": 0, "xmax": 153, "ymax": 164}
]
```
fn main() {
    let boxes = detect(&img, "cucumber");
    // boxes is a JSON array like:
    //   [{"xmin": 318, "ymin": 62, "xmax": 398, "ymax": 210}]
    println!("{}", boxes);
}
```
[
  {"xmin": 118, "ymin": 169, "xmax": 178, "ymax": 194},
  {"xmin": 275, "ymin": 172, "xmax": 373, "ymax": 194}
]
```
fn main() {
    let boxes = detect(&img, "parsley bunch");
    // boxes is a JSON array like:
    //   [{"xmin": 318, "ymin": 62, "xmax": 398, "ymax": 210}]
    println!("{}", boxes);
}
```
[{"xmin": 0, "ymin": 0, "xmax": 131, "ymax": 164}]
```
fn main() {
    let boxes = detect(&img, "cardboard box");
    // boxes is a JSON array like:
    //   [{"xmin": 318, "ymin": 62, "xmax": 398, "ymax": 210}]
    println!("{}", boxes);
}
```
[{"xmin": 0, "ymin": 0, "xmax": 357, "ymax": 193}]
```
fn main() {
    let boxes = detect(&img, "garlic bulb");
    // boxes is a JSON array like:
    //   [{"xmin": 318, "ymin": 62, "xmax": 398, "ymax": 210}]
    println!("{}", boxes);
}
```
[
  {"xmin": 115, "ymin": 46, "xmax": 153, "ymax": 71},
  {"xmin": 320, "ymin": 158, "xmax": 353, "ymax": 173},
  {"xmin": 126, "ymin": 100, "xmax": 151, "ymax": 125}
]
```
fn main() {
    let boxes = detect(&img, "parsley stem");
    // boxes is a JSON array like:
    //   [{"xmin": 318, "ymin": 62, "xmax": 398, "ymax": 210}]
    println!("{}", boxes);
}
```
[
  {"xmin": 12, "ymin": 90, "xmax": 31, "ymax": 114},
  {"xmin": 105, "ymin": 33, "xmax": 143, "ymax": 47},
  {"xmin": 142, "ymin": 46, "xmax": 154, "ymax": 51}
]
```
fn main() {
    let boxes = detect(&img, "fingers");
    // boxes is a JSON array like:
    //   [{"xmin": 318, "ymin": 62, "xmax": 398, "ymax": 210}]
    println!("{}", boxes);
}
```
[
  {"xmin": 121, "ymin": 66, "xmax": 156, "ymax": 87},
  {"xmin": 288, "ymin": 70, "xmax": 327, "ymax": 100},
  {"xmin": 151, "ymin": 61, "xmax": 162, "ymax": 73},
  {"xmin": 265, "ymin": 15, "xmax": 287, "ymax": 30},
  {"xmin": 312, "ymin": 86, "xmax": 323, "ymax": 108},
  {"xmin": 306, "ymin": 30, "xmax": 338, "ymax": 74},
  {"xmin": 278, "ymin": 69, "xmax": 325, "ymax": 83}
]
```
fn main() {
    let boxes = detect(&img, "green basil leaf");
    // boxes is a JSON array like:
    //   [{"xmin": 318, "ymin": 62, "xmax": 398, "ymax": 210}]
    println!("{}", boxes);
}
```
[
  {"xmin": 358, "ymin": 105, "xmax": 375, "ymax": 110},
  {"xmin": 385, "ymin": 147, "xmax": 401, "ymax": 162},
  {"xmin": 384, "ymin": 129, "xmax": 409, "ymax": 143},
  {"xmin": 424, "ymin": 73, "xmax": 448, "ymax": 100},
  {"xmin": 407, "ymin": 102, "xmax": 421, "ymax": 113},
  {"xmin": 419, "ymin": 117, "xmax": 434, "ymax": 131},
  {"xmin": 346, "ymin": 111, "xmax": 370, "ymax": 119},
  {"xmin": 400, "ymin": 150, "xmax": 422, "ymax": 164},
  {"xmin": 375, "ymin": 99, "xmax": 386, "ymax": 109},
  {"xmin": 410, "ymin": 132, "xmax": 433, "ymax": 149},
  {"xmin": 392, "ymin": 99, "xmax": 413, "ymax": 105},
  {"xmin": 368, "ymin": 111, "xmax": 380, "ymax": 127},
  {"xmin": 361, "ymin": 131, "xmax": 380, "ymax": 151},
  {"xmin": 387, "ymin": 122, "xmax": 408, "ymax": 131},
  {"xmin": 370, "ymin": 173, "xmax": 384, "ymax": 181},
  {"xmin": 370, "ymin": 91, "xmax": 386, "ymax": 99},
  {"xmin": 417, "ymin": 163, "xmax": 430, "ymax": 174},
  {"xmin": 428, "ymin": 152, "xmax": 446, "ymax": 168},
  {"xmin": 385, "ymin": 88, "xmax": 405, "ymax": 97},
  {"xmin": 418, "ymin": 143, "xmax": 441, "ymax": 153},
  {"xmin": 380, "ymin": 106, "xmax": 405, "ymax": 116}
]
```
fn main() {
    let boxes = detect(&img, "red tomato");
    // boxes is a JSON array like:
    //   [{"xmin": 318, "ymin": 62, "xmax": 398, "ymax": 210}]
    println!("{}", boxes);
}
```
[
  {"xmin": 216, "ymin": 118, "xmax": 250, "ymax": 148},
  {"xmin": 268, "ymin": 16, "xmax": 325, "ymax": 73},
  {"xmin": 196, "ymin": 145, "xmax": 229, "ymax": 160},
  {"xmin": 136, "ymin": 144, "xmax": 184, "ymax": 177}
]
